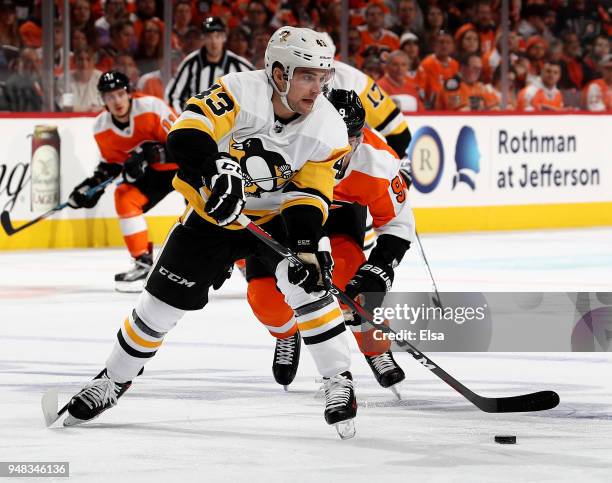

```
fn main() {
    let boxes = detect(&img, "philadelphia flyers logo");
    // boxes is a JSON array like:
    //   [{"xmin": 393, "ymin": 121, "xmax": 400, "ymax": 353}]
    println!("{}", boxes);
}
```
[{"xmin": 230, "ymin": 137, "xmax": 293, "ymax": 197}]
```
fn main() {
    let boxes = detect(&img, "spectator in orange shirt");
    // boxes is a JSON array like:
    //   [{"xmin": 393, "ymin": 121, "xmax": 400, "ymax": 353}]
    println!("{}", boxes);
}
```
[
  {"xmin": 584, "ymin": 54, "xmax": 612, "ymax": 111},
  {"xmin": 378, "ymin": 50, "xmax": 424, "ymax": 112},
  {"xmin": 435, "ymin": 53, "xmax": 499, "ymax": 111},
  {"xmin": 473, "ymin": 0, "xmax": 497, "ymax": 53},
  {"xmin": 358, "ymin": 2, "xmax": 400, "ymax": 53},
  {"xmin": 420, "ymin": 30, "xmax": 459, "ymax": 107},
  {"xmin": 518, "ymin": 59, "xmax": 564, "ymax": 111},
  {"xmin": 399, "ymin": 32, "xmax": 426, "ymax": 90}
]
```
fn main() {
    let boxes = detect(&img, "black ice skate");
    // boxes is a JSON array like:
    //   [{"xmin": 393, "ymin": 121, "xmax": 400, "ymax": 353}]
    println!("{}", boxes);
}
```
[
  {"xmin": 272, "ymin": 331, "xmax": 301, "ymax": 390},
  {"xmin": 62, "ymin": 369, "xmax": 133, "ymax": 426},
  {"xmin": 114, "ymin": 248, "xmax": 153, "ymax": 293},
  {"xmin": 323, "ymin": 371, "xmax": 357, "ymax": 440},
  {"xmin": 365, "ymin": 351, "xmax": 405, "ymax": 399}
]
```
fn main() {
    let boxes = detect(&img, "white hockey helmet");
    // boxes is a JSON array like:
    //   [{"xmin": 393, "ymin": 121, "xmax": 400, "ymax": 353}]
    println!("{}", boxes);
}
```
[{"xmin": 265, "ymin": 26, "xmax": 335, "ymax": 110}]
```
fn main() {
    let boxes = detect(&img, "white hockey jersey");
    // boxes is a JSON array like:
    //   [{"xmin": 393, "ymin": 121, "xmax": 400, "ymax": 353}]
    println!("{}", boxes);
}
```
[{"xmin": 170, "ymin": 70, "xmax": 350, "ymax": 228}]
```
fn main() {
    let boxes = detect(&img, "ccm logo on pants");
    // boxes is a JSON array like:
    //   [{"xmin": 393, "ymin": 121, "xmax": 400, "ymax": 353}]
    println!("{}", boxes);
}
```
[{"xmin": 159, "ymin": 266, "xmax": 196, "ymax": 287}]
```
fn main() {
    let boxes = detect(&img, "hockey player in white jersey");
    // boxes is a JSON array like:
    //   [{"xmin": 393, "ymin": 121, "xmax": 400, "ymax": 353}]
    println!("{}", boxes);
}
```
[{"xmin": 58, "ymin": 27, "xmax": 358, "ymax": 439}]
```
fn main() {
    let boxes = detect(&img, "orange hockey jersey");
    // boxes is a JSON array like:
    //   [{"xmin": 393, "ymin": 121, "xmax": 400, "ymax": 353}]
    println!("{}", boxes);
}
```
[
  {"xmin": 333, "ymin": 128, "xmax": 415, "ymax": 243},
  {"xmin": 93, "ymin": 93, "xmax": 178, "ymax": 170}
]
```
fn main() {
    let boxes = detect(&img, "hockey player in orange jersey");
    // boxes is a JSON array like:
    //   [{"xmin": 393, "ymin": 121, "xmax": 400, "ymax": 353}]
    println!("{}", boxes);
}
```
[
  {"xmin": 246, "ymin": 89, "xmax": 415, "ymax": 394},
  {"xmin": 67, "ymin": 71, "xmax": 178, "ymax": 292}
]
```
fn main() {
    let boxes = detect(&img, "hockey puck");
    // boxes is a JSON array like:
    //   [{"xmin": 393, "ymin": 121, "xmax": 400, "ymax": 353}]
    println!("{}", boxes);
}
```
[{"xmin": 494, "ymin": 435, "xmax": 516, "ymax": 444}]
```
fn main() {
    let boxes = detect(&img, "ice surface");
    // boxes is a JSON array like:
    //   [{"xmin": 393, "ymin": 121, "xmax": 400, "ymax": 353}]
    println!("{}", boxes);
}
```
[{"xmin": 1, "ymin": 228, "xmax": 612, "ymax": 482}]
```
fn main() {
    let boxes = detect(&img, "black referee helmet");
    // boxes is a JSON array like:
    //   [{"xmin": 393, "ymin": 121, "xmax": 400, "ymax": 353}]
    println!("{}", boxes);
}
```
[{"xmin": 202, "ymin": 16, "xmax": 226, "ymax": 34}]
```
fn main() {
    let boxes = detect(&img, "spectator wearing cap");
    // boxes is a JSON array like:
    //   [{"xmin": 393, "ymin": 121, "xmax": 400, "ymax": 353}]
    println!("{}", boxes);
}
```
[
  {"xmin": 166, "ymin": 16, "xmax": 254, "ymax": 113},
  {"xmin": 358, "ymin": 2, "xmax": 400, "ymax": 54},
  {"xmin": 399, "ymin": 32, "xmax": 426, "ymax": 90},
  {"xmin": 455, "ymin": 24, "xmax": 481, "ymax": 59},
  {"xmin": 518, "ymin": 59, "xmax": 564, "ymax": 111},
  {"xmin": 583, "ymin": 54, "xmax": 612, "ymax": 111},
  {"xmin": 435, "ymin": 53, "xmax": 498, "ymax": 111},
  {"xmin": 420, "ymin": 30, "xmax": 459, "ymax": 107},
  {"xmin": 473, "ymin": 0, "xmax": 497, "ymax": 54},
  {"xmin": 377, "ymin": 50, "xmax": 424, "ymax": 112},
  {"xmin": 559, "ymin": 31, "xmax": 595, "ymax": 91},
  {"xmin": 391, "ymin": 0, "xmax": 424, "ymax": 39},
  {"xmin": 524, "ymin": 35, "xmax": 548, "ymax": 86}
]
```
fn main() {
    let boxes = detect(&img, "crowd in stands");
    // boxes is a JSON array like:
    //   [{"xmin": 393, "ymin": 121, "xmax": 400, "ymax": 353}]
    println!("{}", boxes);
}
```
[{"xmin": 0, "ymin": 0, "xmax": 610, "ymax": 112}]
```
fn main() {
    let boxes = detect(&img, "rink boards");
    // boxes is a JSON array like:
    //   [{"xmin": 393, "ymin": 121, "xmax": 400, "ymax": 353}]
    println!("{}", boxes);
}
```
[{"xmin": 1, "ymin": 112, "xmax": 611, "ymax": 250}]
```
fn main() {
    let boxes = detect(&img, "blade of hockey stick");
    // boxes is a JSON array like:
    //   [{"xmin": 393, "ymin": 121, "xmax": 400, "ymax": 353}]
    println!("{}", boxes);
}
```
[
  {"xmin": 41, "ymin": 388, "xmax": 69, "ymax": 427},
  {"xmin": 236, "ymin": 214, "xmax": 560, "ymax": 413},
  {"xmin": 1, "ymin": 178, "xmax": 114, "ymax": 236}
]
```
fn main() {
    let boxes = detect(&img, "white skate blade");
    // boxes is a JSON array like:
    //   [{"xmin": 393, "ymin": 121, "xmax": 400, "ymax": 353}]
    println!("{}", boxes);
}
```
[
  {"xmin": 41, "ymin": 388, "xmax": 60, "ymax": 427},
  {"xmin": 334, "ymin": 419, "xmax": 356, "ymax": 440},
  {"xmin": 63, "ymin": 414, "xmax": 87, "ymax": 427},
  {"xmin": 115, "ymin": 280, "xmax": 145, "ymax": 293},
  {"xmin": 390, "ymin": 385, "xmax": 402, "ymax": 400}
]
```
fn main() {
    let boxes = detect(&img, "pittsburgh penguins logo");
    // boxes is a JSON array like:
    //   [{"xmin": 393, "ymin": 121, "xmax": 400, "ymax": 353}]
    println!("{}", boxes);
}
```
[{"xmin": 230, "ymin": 138, "xmax": 293, "ymax": 197}]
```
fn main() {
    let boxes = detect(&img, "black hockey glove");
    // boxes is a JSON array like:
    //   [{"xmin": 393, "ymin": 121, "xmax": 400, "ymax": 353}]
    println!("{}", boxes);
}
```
[
  {"xmin": 68, "ymin": 162, "xmax": 121, "ymax": 209},
  {"xmin": 204, "ymin": 152, "xmax": 245, "ymax": 226},
  {"xmin": 345, "ymin": 234, "xmax": 410, "ymax": 305},
  {"xmin": 122, "ymin": 148, "xmax": 148, "ymax": 183},
  {"xmin": 287, "ymin": 236, "xmax": 334, "ymax": 294}
]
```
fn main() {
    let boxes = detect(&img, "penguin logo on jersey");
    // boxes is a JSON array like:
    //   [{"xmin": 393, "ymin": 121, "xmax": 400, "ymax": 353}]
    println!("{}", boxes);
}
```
[{"xmin": 230, "ymin": 137, "xmax": 293, "ymax": 197}]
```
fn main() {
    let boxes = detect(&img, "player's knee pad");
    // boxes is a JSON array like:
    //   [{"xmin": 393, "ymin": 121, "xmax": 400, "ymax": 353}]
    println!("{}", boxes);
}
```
[
  {"xmin": 330, "ymin": 235, "xmax": 366, "ymax": 290},
  {"xmin": 115, "ymin": 183, "xmax": 148, "ymax": 218},
  {"xmin": 247, "ymin": 277, "xmax": 294, "ymax": 335},
  {"xmin": 136, "ymin": 290, "xmax": 185, "ymax": 333}
]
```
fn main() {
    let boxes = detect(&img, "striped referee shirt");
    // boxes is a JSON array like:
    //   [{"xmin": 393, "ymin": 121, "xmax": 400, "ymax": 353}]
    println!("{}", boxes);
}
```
[{"xmin": 165, "ymin": 48, "xmax": 254, "ymax": 113}]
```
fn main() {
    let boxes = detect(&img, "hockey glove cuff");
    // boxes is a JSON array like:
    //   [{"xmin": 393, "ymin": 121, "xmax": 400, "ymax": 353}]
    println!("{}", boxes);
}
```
[
  {"xmin": 204, "ymin": 152, "xmax": 245, "ymax": 226},
  {"xmin": 287, "ymin": 236, "xmax": 334, "ymax": 294}
]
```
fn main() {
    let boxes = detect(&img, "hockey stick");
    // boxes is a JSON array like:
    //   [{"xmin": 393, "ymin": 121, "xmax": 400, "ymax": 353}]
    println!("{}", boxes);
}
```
[
  {"xmin": 1, "ymin": 178, "xmax": 114, "ymax": 236},
  {"xmin": 237, "ymin": 213, "xmax": 560, "ymax": 413},
  {"xmin": 415, "ymin": 230, "xmax": 443, "ymax": 309}
]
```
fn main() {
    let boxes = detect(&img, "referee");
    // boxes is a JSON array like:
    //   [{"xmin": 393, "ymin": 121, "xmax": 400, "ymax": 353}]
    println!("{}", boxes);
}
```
[{"xmin": 166, "ymin": 16, "xmax": 254, "ymax": 113}]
